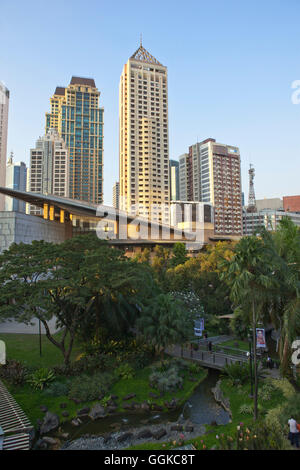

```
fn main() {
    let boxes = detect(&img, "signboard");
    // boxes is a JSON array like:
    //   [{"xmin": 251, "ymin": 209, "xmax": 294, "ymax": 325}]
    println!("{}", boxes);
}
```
[
  {"xmin": 194, "ymin": 318, "xmax": 204, "ymax": 337},
  {"xmin": 256, "ymin": 328, "xmax": 266, "ymax": 348}
]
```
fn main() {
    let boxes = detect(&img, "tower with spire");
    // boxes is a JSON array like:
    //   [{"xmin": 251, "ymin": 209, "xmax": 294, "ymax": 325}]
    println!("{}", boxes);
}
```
[
  {"xmin": 119, "ymin": 40, "xmax": 169, "ymax": 223},
  {"xmin": 247, "ymin": 164, "xmax": 257, "ymax": 212}
]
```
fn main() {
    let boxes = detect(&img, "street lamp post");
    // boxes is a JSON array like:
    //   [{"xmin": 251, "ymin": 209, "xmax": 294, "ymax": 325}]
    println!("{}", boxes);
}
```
[{"xmin": 248, "ymin": 330, "xmax": 253, "ymax": 398}]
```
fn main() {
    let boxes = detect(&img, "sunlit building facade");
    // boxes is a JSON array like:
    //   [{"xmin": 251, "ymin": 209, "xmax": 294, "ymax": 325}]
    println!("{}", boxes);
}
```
[{"xmin": 46, "ymin": 77, "xmax": 104, "ymax": 204}]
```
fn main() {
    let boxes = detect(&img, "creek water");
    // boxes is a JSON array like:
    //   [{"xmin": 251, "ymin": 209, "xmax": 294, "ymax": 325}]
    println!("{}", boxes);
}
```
[{"xmin": 57, "ymin": 369, "xmax": 230, "ymax": 442}]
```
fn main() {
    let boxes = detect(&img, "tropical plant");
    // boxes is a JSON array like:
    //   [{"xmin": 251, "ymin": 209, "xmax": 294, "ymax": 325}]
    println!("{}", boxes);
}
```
[
  {"xmin": 221, "ymin": 362, "xmax": 250, "ymax": 385},
  {"xmin": 27, "ymin": 368, "xmax": 55, "ymax": 390},
  {"xmin": 0, "ymin": 360, "xmax": 28, "ymax": 385},
  {"xmin": 43, "ymin": 381, "xmax": 70, "ymax": 397},
  {"xmin": 149, "ymin": 366, "xmax": 183, "ymax": 392},
  {"xmin": 68, "ymin": 372, "xmax": 114, "ymax": 402},
  {"xmin": 114, "ymin": 363, "xmax": 135, "ymax": 380}
]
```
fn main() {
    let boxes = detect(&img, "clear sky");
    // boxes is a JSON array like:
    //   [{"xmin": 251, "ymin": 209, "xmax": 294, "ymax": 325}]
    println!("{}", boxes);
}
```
[{"xmin": 1, "ymin": 0, "xmax": 300, "ymax": 205}]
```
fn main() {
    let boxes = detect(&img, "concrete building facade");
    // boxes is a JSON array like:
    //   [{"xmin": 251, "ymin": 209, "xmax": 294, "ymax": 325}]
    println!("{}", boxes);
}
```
[
  {"xmin": 169, "ymin": 159, "xmax": 179, "ymax": 201},
  {"xmin": 28, "ymin": 129, "xmax": 69, "ymax": 215},
  {"xmin": 178, "ymin": 138, "xmax": 243, "ymax": 236},
  {"xmin": 243, "ymin": 208, "xmax": 300, "ymax": 235},
  {"xmin": 113, "ymin": 182, "xmax": 120, "ymax": 209},
  {"xmin": 0, "ymin": 82, "xmax": 9, "ymax": 211},
  {"xmin": 119, "ymin": 42, "xmax": 169, "ymax": 223},
  {"xmin": 5, "ymin": 152, "xmax": 27, "ymax": 212}
]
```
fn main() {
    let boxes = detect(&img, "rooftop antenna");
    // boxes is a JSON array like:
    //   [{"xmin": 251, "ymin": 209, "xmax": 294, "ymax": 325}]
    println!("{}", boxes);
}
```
[{"xmin": 247, "ymin": 164, "xmax": 257, "ymax": 213}]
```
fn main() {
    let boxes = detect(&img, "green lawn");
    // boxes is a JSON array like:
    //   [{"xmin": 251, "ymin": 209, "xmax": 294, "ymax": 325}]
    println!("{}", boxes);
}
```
[
  {"xmin": 220, "ymin": 339, "xmax": 249, "ymax": 352},
  {"xmin": 0, "ymin": 331, "xmax": 82, "ymax": 369}
]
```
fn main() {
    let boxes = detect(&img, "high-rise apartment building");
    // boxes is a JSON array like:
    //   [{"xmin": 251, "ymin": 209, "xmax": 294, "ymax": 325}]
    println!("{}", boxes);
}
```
[
  {"xmin": 28, "ymin": 129, "xmax": 69, "ymax": 215},
  {"xmin": 0, "ymin": 82, "xmax": 9, "ymax": 211},
  {"xmin": 46, "ymin": 77, "xmax": 104, "ymax": 204},
  {"xmin": 178, "ymin": 138, "xmax": 242, "ymax": 236},
  {"xmin": 113, "ymin": 182, "xmax": 120, "ymax": 209},
  {"xmin": 119, "ymin": 42, "xmax": 169, "ymax": 223},
  {"xmin": 5, "ymin": 152, "xmax": 27, "ymax": 212},
  {"xmin": 169, "ymin": 160, "xmax": 179, "ymax": 201}
]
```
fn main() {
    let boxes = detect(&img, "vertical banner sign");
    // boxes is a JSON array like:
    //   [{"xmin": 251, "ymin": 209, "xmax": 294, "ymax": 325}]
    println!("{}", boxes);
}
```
[
  {"xmin": 194, "ymin": 319, "xmax": 202, "ymax": 337},
  {"xmin": 256, "ymin": 328, "xmax": 266, "ymax": 348},
  {"xmin": 194, "ymin": 318, "xmax": 204, "ymax": 337}
]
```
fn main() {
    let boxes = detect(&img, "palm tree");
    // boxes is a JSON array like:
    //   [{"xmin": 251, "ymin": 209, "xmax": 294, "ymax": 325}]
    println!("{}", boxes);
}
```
[{"xmin": 220, "ymin": 236, "xmax": 276, "ymax": 420}]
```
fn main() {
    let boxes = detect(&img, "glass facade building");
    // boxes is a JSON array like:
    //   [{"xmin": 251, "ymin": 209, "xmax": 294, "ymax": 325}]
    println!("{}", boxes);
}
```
[{"xmin": 46, "ymin": 77, "xmax": 104, "ymax": 204}]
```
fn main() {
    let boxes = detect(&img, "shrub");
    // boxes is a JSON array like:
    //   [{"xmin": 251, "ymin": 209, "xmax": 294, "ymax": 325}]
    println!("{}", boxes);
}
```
[
  {"xmin": 52, "ymin": 354, "xmax": 116, "ymax": 377},
  {"xmin": 43, "ymin": 381, "xmax": 70, "ymax": 397},
  {"xmin": 68, "ymin": 372, "xmax": 114, "ymax": 402},
  {"xmin": 149, "ymin": 366, "xmax": 183, "ymax": 392},
  {"xmin": 271, "ymin": 378, "xmax": 295, "ymax": 399},
  {"xmin": 221, "ymin": 362, "xmax": 250, "ymax": 385},
  {"xmin": 0, "ymin": 360, "xmax": 27, "ymax": 386},
  {"xmin": 114, "ymin": 363, "xmax": 135, "ymax": 380},
  {"xmin": 239, "ymin": 403, "xmax": 253, "ymax": 415},
  {"xmin": 27, "ymin": 368, "xmax": 55, "ymax": 390},
  {"xmin": 188, "ymin": 362, "xmax": 202, "ymax": 375}
]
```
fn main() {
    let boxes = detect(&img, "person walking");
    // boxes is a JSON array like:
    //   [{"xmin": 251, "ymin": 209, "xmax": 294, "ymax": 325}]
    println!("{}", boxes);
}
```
[
  {"xmin": 208, "ymin": 341, "xmax": 212, "ymax": 353},
  {"xmin": 288, "ymin": 416, "xmax": 300, "ymax": 448}
]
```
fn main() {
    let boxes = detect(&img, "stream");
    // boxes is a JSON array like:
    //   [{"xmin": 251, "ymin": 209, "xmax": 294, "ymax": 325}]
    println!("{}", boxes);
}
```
[{"xmin": 54, "ymin": 369, "xmax": 230, "ymax": 448}]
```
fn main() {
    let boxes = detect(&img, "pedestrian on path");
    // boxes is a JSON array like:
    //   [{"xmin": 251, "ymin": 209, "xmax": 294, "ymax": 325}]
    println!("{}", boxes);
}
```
[
  {"xmin": 208, "ymin": 341, "xmax": 212, "ymax": 353},
  {"xmin": 288, "ymin": 416, "xmax": 300, "ymax": 448}
]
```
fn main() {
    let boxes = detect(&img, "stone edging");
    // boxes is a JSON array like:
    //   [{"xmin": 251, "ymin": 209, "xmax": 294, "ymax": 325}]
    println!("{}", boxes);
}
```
[{"xmin": 211, "ymin": 380, "xmax": 232, "ymax": 418}]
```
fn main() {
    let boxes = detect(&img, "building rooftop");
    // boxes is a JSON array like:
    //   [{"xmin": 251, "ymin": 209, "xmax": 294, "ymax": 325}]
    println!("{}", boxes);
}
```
[
  {"xmin": 130, "ymin": 44, "xmax": 163, "ymax": 66},
  {"xmin": 54, "ymin": 86, "xmax": 65, "ymax": 96},
  {"xmin": 70, "ymin": 76, "xmax": 96, "ymax": 87}
]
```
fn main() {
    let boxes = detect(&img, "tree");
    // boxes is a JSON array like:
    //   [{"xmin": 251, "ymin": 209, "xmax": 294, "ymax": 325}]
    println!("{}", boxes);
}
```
[
  {"xmin": 169, "ymin": 242, "xmax": 188, "ymax": 267},
  {"xmin": 136, "ymin": 293, "xmax": 192, "ymax": 356},
  {"xmin": 0, "ymin": 234, "xmax": 157, "ymax": 365},
  {"xmin": 220, "ymin": 236, "xmax": 277, "ymax": 420}
]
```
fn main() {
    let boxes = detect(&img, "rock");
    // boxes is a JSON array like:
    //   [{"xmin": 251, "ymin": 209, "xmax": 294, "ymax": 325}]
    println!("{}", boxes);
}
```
[
  {"xmin": 62, "ymin": 411, "xmax": 69, "ymax": 418},
  {"xmin": 107, "ymin": 406, "xmax": 117, "ymax": 413},
  {"xmin": 184, "ymin": 425, "xmax": 194, "ymax": 432},
  {"xmin": 137, "ymin": 429, "xmax": 153, "ymax": 439},
  {"xmin": 141, "ymin": 402, "xmax": 150, "ymax": 411},
  {"xmin": 117, "ymin": 432, "xmax": 134, "ymax": 443},
  {"xmin": 122, "ymin": 403, "xmax": 134, "ymax": 410},
  {"xmin": 111, "ymin": 395, "xmax": 118, "ymax": 400},
  {"xmin": 42, "ymin": 436, "xmax": 57, "ymax": 445},
  {"xmin": 123, "ymin": 393, "xmax": 136, "ymax": 401},
  {"xmin": 103, "ymin": 433, "xmax": 112, "ymax": 443},
  {"xmin": 88, "ymin": 404, "xmax": 106, "ymax": 420},
  {"xmin": 170, "ymin": 425, "xmax": 183, "ymax": 431},
  {"xmin": 40, "ymin": 412, "xmax": 60, "ymax": 435},
  {"xmin": 71, "ymin": 419, "xmax": 81, "ymax": 426},
  {"xmin": 149, "ymin": 392, "xmax": 160, "ymax": 399},
  {"xmin": 40, "ymin": 405, "xmax": 48, "ymax": 413},
  {"xmin": 151, "ymin": 403, "xmax": 163, "ymax": 411},
  {"xmin": 153, "ymin": 428, "xmax": 167, "ymax": 440},
  {"xmin": 77, "ymin": 407, "xmax": 90, "ymax": 416},
  {"xmin": 61, "ymin": 433, "xmax": 69, "ymax": 439},
  {"xmin": 72, "ymin": 398, "xmax": 81, "ymax": 404},
  {"xmin": 60, "ymin": 403, "xmax": 67, "ymax": 409},
  {"xmin": 109, "ymin": 423, "xmax": 121, "ymax": 430},
  {"xmin": 34, "ymin": 438, "xmax": 48, "ymax": 450}
]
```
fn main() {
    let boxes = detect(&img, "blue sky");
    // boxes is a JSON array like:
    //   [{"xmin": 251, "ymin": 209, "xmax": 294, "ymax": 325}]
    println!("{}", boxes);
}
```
[{"xmin": 1, "ymin": 0, "xmax": 300, "ymax": 205}]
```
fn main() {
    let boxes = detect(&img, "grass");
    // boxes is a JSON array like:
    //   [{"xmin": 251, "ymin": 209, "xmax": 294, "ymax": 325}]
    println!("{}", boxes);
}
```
[
  {"xmin": 220, "ymin": 339, "xmax": 249, "ymax": 352},
  {"xmin": 111, "ymin": 365, "xmax": 208, "ymax": 412},
  {"xmin": 0, "ymin": 331, "xmax": 83, "ymax": 369}
]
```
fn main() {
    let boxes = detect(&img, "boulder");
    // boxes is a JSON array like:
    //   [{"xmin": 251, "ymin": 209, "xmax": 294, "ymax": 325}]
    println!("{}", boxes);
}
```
[
  {"xmin": 40, "ymin": 412, "xmax": 60, "ymax": 435},
  {"xmin": 107, "ymin": 406, "xmax": 117, "ymax": 413},
  {"xmin": 123, "ymin": 393, "xmax": 136, "ymax": 401},
  {"xmin": 88, "ymin": 404, "xmax": 106, "ymax": 420},
  {"xmin": 77, "ymin": 407, "xmax": 90, "ymax": 416},
  {"xmin": 170, "ymin": 425, "xmax": 183, "ymax": 432},
  {"xmin": 34, "ymin": 439, "xmax": 48, "ymax": 450},
  {"xmin": 62, "ymin": 411, "xmax": 69, "ymax": 418},
  {"xmin": 184, "ymin": 425, "xmax": 194, "ymax": 432},
  {"xmin": 122, "ymin": 403, "xmax": 134, "ymax": 410},
  {"xmin": 117, "ymin": 432, "xmax": 134, "ymax": 443},
  {"xmin": 42, "ymin": 436, "xmax": 57, "ymax": 445},
  {"xmin": 137, "ymin": 429, "xmax": 153, "ymax": 439},
  {"xmin": 153, "ymin": 428, "xmax": 167, "ymax": 440},
  {"xmin": 71, "ymin": 418, "xmax": 81, "ymax": 426},
  {"xmin": 111, "ymin": 395, "xmax": 118, "ymax": 400},
  {"xmin": 149, "ymin": 392, "xmax": 160, "ymax": 399},
  {"xmin": 40, "ymin": 405, "xmax": 48, "ymax": 413},
  {"xmin": 103, "ymin": 433, "xmax": 112, "ymax": 444},
  {"xmin": 141, "ymin": 402, "xmax": 150, "ymax": 411}
]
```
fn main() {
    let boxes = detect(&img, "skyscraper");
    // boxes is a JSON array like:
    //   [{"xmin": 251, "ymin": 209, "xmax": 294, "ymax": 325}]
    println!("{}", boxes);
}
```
[
  {"xmin": 178, "ymin": 138, "xmax": 242, "ymax": 236},
  {"xmin": 119, "ymin": 41, "xmax": 169, "ymax": 223},
  {"xmin": 28, "ymin": 128, "xmax": 69, "ymax": 215},
  {"xmin": 113, "ymin": 181, "xmax": 120, "ymax": 209},
  {"xmin": 46, "ymin": 77, "xmax": 104, "ymax": 204},
  {"xmin": 0, "ymin": 82, "xmax": 9, "ymax": 211},
  {"xmin": 169, "ymin": 159, "xmax": 179, "ymax": 201},
  {"xmin": 5, "ymin": 152, "xmax": 27, "ymax": 212}
]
